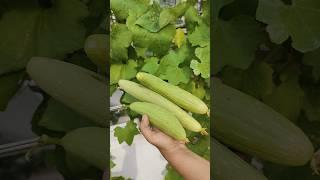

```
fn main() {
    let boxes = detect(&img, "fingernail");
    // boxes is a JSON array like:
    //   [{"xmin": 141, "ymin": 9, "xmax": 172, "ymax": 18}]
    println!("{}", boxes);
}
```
[{"xmin": 142, "ymin": 114, "xmax": 147, "ymax": 120}]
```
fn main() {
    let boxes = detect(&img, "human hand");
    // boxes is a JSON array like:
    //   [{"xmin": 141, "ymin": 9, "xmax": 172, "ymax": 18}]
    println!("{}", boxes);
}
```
[{"xmin": 139, "ymin": 115, "xmax": 186, "ymax": 153}]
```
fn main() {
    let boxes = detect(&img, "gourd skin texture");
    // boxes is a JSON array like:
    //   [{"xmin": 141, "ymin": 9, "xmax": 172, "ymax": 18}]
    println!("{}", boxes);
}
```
[
  {"xmin": 136, "ymin": 72, "xmax": 208, "ymax": 114},
  {"xmin": 212, "ymin": 79, "xmax": 314, "ymax": 166},
  {"xmin": 61, "ymin": 127, "xmax": 107, "ymax": 170},
  {"xmin": 212, "ymin": 139, "xmax": 268, "ymax": 180},
  {"xmin": 84, "ymin": 34, "xmax": 108, "ymax": 70},
  {"xmin": 27, "ymin": 57, "xmax": 107, "ymax": 126},
  {"xmin": 118, "ymin": 80, "xmax": 206, "ymax": 134},
  {"xmin": 130, "ymin": 102, "xmax": 188, "ymax": 141}
]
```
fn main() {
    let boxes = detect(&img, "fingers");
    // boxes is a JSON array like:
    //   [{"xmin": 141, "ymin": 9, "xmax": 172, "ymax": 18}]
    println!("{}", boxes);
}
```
[{"xmin": 139, "ymin": 115, "xmax": 154, "ymax": 143}]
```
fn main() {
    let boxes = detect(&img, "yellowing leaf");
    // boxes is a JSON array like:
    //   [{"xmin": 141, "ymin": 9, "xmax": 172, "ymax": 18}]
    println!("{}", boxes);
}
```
[{"xmin": 173, "ymin": 28, "xmax": 185, "ymax": 48}]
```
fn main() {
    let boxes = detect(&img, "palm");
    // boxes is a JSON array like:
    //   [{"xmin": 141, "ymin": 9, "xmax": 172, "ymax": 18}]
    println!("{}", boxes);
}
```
[{"xmin": 139, "ymin": 115, "xmax": 186, "ymax": 151}]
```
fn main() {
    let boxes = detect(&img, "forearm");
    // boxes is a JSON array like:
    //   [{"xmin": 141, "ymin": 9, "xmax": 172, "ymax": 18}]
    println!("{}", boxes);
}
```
[{"xmin": 160, "ymin": 145, "xmax": 210, "ymax": 180}]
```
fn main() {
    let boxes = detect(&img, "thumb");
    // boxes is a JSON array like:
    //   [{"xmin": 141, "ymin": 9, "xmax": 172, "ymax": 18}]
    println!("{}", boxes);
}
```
[{"xmin": 139, "ymin": 115, "xmax": 155, "ymax": 143}]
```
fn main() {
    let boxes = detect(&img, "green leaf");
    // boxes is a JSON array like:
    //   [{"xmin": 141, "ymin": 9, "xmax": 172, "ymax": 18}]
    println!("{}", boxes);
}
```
[
  {"xmin": 135, "ymin": 3, "xmax": 161, "ymax": 32},
  {"xmin": 241, "ymin": 62, "xmax": 274, "ymax": 98},
  {"xmin": 111, "ymin": 0, "xmax": 149, "ymax": 21},
  {"xmin": 110, "ymin": 60, "xmax": 137, "ymax": 85},
  {"xmin": 212, "ymin": 16, "xmax": 264, "ymax": 73},
  {"xmin": 0, "ymin": 0, "xmax": 89, "ymax": 74},
  {"xmin": 127, "ymin": 12, "xmax": 176, "ymax": 56},
  {"xmin": 157, "ymin": 46, "xmax": 192, "ymax": 85},
  {"xmin": 184, "ymin": 6, "xmax": 202, "ymax": 30},
  {"xmin": 180, "ymin": 80, "xmax": 206, "ymax": 100},
  {"xmin": 0, "ymin": 71, "xmax": 23, "ymax": 111},
  {"xmin": 110, "ymin": 159, "xmax": 116, "ymax": 169},
  {"xmin": 190, "ymin": 46, "xmax": 210, "ymax": 79},
  {"xmin": 303, "ymin": 48, "xmax": 320, "ymax": 81},
  {"xmin": 159, "ymin": 66, "xmax": 190, "ymax": 85},
  {"xmin": 135, "ymin": 47, "xmax": 148, "ymax": 58},
  {"xmin": 141, "ymin": 57, "xmax": 160, "ymax": 74},
  {"xmin": 159, "ymin": 2, "xmax": 190, "ymax": 28},
  {"xmin": 111, "ymin": 23, "xmax": 132, "ymax": 61},
  {"xmin": 221, "ymin": 62, "xmax": 274, "ymax": 99},
  {"xmin": 187, "ymin": 135, "xmax": 210, "ymax": 160},
  {"xmin": 263, "ymin": 78, "xmax": 305, "ymax": 121},
  {"xmin": 165, "ymin": 166, "xmax": 183, "ymax": 180},
  {"xmin": 110, "ymin": 84, "xmax": 117, "ymax": 96},
  {"xmin": 188, "ymin": 22, "xmax": 209, "ymax": 47},
  {"xmin": 114, "ymin": 120, "xmax": 140, "ymax": 145},
  {"xmin": 256, "ymin": 0, "xmax": 320, "ymax": 52},
  {"xmin": 38, "ymin": 99, "xmax": 95, "ymax": 132},
  {"xmin": 121, "ymin": 92, "xmax": 138, "ymax": 104}
]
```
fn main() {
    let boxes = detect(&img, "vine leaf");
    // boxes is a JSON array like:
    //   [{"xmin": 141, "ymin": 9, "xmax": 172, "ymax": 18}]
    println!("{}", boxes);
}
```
[
  {"xmin": 127, "ymin": 12, "xmax": 176, "ymax": 56},
  {"xmin": 110, "ymin": 0, "xmax": 149, "ymax": 21},
  {"xmin": 159, "ymin": 2, "xmax": 190, "ymax": 28},
  {"xmin": 110, "ymin": 60, "xmax": 137, "ymax": 85},
  {"xmin": 157, "ymin": 45, "xmax": 192, "ymax": 85},
  {"xmin": 111, "ymin": 23, "xmax": 133, "ymax": 62},
  {"xmin": 141, "ymin": 57, "xmax": 160, "ymax": 74},
  {"xmin": 212, "ymin": 16, "xmax": 264, "ymax": 73},
  {"xmin": 263, "ymin": 78, "xmax": 304, "ymax": 121},
  {"xmin": 114, "ymin": 120, "xmax": 140, "ymax": 145},
  {"xmin": 0, "ymin": 0, "xmax": 88, "ymax": 74},
  {"xmin": 159, "ymin": 66, "xmax": 190, "ymax": 85},
  {"xmin": 188, "ymin": 22, "xmax": 209, "ymax": 47},
  {"xmin": 257, "ymin": 0, "xmax": 320, "ymax": 52},
  {"xmin": 135, "ymin": 3, "xmax": 161, "ymax": 33},
  {"xmin": 221, "ymin": 62, "xmax": 274, "ymax": 99},
  {"xmin": 180, "ymin": 80, "xmax": 206, "ymax": 100},
  {"xmin": 190, "ymin": 46, "xmax": 210, "ymax": 79}
]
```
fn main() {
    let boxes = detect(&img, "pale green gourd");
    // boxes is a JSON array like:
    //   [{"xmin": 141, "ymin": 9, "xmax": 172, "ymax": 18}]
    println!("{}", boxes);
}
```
[
  {"xmin": 130, "ymin": 102, "xmax": 188, "ymax": 142},
  {"xmin": 118, "ymin": 80, "xmax": 207, "ymax": 135}
]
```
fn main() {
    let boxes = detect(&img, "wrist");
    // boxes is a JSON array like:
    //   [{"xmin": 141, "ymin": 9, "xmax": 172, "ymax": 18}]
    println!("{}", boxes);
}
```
[{"xmin": 159, "ymin": 143, "xmax": 187, "ymax": 156}]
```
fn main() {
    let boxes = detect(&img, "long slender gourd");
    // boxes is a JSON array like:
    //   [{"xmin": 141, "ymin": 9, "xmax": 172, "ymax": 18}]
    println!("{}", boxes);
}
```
[
  {"xmin": 27, "ymin": 57, "xmax": 107, "ymax": 126},
  {"xmin": 136, "ymin": 72, "xmax": 209, "ymax": 114},
  {"xmin": 212, "ymin": 139, "xmax": 268, "ymax": 180},
  {"xmin": 118, "ymin": 80, "xmax": 207, "ymax": 135},
  {"xmin": 130, "ymin": 102, "xmax": 189, "ymax": 142},
  {"xmin": 212, "ymin": 78, "xmax": 314, "ymax": 166}
]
